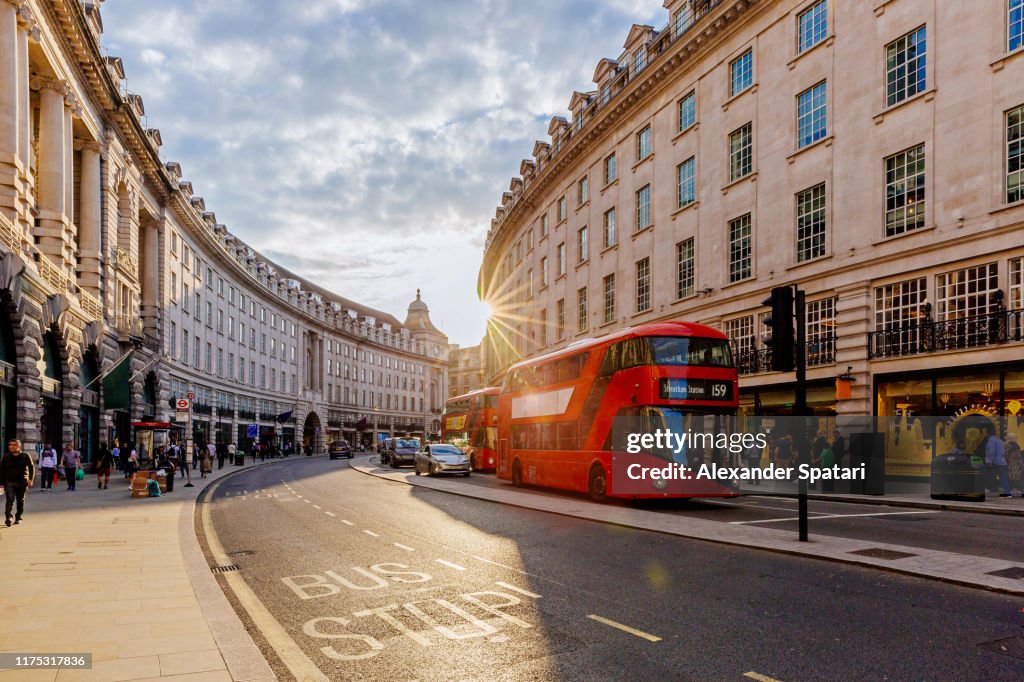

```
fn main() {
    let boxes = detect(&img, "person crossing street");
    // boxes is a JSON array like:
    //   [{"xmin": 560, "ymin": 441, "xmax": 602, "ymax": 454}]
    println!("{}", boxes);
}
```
[{"xmin": 2, "ymin": 439, "xmax": 34, "ymax": 526}]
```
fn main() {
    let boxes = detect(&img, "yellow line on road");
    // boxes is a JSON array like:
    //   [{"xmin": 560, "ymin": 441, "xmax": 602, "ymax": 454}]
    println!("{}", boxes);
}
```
[
  {"xmin": 587, "ymin": 614, "xmax": 661, "ymax": 642},
  {"xmin": 202, "ymin": 479, "xmax": 329, "ymax": 682},
  {"xmin": 744, "ymin": 672, "xmax": 783, "ymax": 682}
]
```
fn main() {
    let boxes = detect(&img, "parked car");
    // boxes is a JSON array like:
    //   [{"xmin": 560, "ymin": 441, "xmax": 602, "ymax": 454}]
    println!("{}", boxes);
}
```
[
  {"xmin": 329, "ymin": 441, "xmax": 353, "ymax": 460},
  {"xmin": 384, "ymin": 438, "xmax": 420, "ymax": 468},
  {"xmin": 415, "ymin": 443, "xmax": 470, "ymax": 477}
]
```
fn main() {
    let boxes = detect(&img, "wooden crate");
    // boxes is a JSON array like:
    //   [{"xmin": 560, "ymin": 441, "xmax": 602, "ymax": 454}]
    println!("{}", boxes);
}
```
[{"xmin": 130, "ymin": 471, "xmax": 167, "ymax": 497}]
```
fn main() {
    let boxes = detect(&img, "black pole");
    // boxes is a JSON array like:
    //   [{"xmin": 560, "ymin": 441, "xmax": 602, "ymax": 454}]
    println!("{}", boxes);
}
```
[{"xmin": 795, "ymin": 286, "xmax": 808, "ymax": 542}]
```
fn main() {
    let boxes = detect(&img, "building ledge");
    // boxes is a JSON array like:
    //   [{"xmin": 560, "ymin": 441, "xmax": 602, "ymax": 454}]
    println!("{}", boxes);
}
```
[
  {"xmin": 787, "ymin": 135, "xmax": 834, "ymax": 164},
  {"xmin": 991, "ymin": 46, "xmax": 1024, "ymax": 72},
  {"xmin": 873, "ymin": 88, "xmax": 936, "ymax": 125},
  {"xmin": 671, "ymin": 201, "xmax": 698, "ymax": 220},
  {"xmin": 722, "ymin": 83, "xmax": 758, "ymax": 112},
  {"xmin": 722, "ymin": 171, "xmax": 758, "ymax": 195},
  {"xmin": 787, "ymin": 34, "xmax": 835, "ymax": 70},
  {"xmin": 671, "ymin": 122, "xmax": 699, "ymax": 144}
]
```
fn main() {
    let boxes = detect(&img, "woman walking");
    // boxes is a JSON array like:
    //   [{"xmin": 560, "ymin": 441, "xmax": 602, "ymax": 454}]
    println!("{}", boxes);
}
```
[
  {"xmin": 38, "ymin": 445, "xmax": 57, "ymax": 492},
  {"xmin": 127, "ymin": 447, "xmax": 140, "ymax": 479},
  {"xmin": 199, "ymin": 445, "xmax": 213, "ymax": 479},
  {"xmin": 61, "ymin": 443, "xmax": 81, "ymax": 491},
  {"xmin": 95, "ymin": 443, "xmax": 113, "ymax": 489}
]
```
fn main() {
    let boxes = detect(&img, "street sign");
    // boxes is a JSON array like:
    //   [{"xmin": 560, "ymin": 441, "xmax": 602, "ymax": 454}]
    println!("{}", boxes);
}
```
[
  {"xmin": 176, "ymin": 399, "xmax": 190, "ymax": 410},
  {"xmin": 186, "ymin": 391, "xmax": 195, "ymax": 401},
  {"xmin": 247, "ymin": 424, "xmax": 258, "ymax": 438}
]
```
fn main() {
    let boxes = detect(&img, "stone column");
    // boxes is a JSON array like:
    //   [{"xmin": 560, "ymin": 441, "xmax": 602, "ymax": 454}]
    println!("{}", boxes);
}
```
[
  {"xmin": 16, "ymin": 6, "xmax": 31, "ymax": 173},
  {"xmin": 140, "ymin": 219, "xmax": 160, "ymax": 336},
  {"xmin": 35, "ymin": 78, "xmax": 68, "ymax": 270},
  {"xmin": 0, "ymin": 0, "xmax": 16, "ymax": 159},
  {"xmin": 77, "ymin": 141, "xmax": 102, "ymax": 295},
  {"xmin": 63, "ymin": 95, "xmax": 75, "ymax": 225}
]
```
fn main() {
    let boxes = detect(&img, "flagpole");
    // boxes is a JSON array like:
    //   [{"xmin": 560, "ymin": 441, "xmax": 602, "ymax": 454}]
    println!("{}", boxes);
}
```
[
  {"xmin": 81, "ymin": 349, "xmax": 133, "ymax": 391},
  {"xmin": 129, "ymin": 355, "xmax": 161, "ymax": 383}
]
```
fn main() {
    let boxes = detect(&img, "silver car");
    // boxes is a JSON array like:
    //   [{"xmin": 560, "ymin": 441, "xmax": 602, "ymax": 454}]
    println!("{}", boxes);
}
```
[{"xmin": 414, "ymin": 444, "xmax": 471, "ymax": 477}]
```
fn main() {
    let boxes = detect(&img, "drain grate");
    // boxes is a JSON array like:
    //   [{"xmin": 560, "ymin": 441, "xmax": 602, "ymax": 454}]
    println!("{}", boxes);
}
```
[
  {"xmin": 978, "ymin": 637, "xmax": 1024, "ymax": 660},
  {"xmin": 211, "ymin": 564, "xmax": 240, "ymax": 573},
  {"xmin": 848, "ymin": 547, "xmax": 918, "ymax": 560},
  {"xmin": 985, "ymin": 566, "xmax": 1024, "ymax": 580}
]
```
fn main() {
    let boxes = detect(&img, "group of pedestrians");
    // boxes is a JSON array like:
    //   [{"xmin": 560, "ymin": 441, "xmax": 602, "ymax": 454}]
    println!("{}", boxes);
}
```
[
  {"xmin": 959, "ymin": 426, "xmax": 1024, "ymax": 498},
  {"xmin": 31, "ymin": 442, "xmax": 85, "ymax": 491}
]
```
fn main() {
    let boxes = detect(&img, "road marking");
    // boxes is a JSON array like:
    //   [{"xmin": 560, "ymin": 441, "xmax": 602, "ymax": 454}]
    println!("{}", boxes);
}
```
[
  {"xmin": 730, "ymin": 510, "xmax": 934, "ymax": 525},
  {"xmin": 745, "ymin": 672, "xmax": 783, "ymax": 682},
  {"xmin": 363, "ymin": 530, "xmax": 381, "ymax": 537},
  {"xmin": 201, "ymin": 479, "xmax": 329, "ymax": 682},
  {"xmin": 324, "ymin": 511, "xmax": 336, "ymax": 517},
  {"xmin": 495, "ymin": 582, "xmax": 541, "ymax": 598},
  {"xmin": 435, "ymin": 559, "xmax": 466, "ymax": 571},
  {"xmin": 295, "ymin": 494, "xmax": 303, "ymax": 499},
  {"xmin": 313, "ymin": 504, "xmax": 321, "ymax": 510},
  {"xmin": 394, "ymin": 543, "xmax": 415, "ymax": 552},
  {"xmin": 587, "ymin": 614, "xmax": 661, "ymax": 642},
  {"xmin": 303, "ymin": 499, "xmax": 312, "ymax": 504},
  {"xmin": 341, "ymin": 519, "xmax": 355, "ymax": 526}
]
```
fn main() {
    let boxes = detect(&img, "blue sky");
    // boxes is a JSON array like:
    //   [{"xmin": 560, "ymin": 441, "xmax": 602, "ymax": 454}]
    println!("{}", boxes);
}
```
[{"xmin": 101, "ymin": 0, "xmax": 665, "ymax": 346}]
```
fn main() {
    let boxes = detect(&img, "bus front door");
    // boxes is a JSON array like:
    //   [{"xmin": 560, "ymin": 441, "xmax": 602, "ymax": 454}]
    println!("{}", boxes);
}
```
[{"xmin": 498, "ymin": 438, "xmax": 509, "ymax": 477}]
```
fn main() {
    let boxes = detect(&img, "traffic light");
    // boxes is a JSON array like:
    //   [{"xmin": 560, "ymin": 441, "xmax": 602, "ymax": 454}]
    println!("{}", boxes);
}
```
[{"xmin": 762, "ymin": 286, "xmax": 795, "ymax": 372}]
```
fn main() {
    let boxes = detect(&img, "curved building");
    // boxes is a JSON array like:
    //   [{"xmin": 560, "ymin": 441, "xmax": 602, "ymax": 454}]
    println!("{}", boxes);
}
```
[
  {"xmin": 0, "ymin": 0, "xmax": 448, "ymax": 460},
  {"xmin": 479, "ymin": 0, "xmax": 1024, "ymax": 434}
]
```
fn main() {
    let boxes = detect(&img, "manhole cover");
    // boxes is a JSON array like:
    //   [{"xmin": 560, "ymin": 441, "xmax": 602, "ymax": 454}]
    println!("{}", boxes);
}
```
[
  {"xmin": 848, "ymin": 548, "xmax": 918, "ymax": 560},
  {"xmin": 228, "ymin": 550, "xmax": 254, "ymax": 557},
  {"xmin": 985, "ymin": 566, "xmax": 1024, "ymax": 580},
  {"xmin": 978, "ymin": 637, "xmax": 1024, "ymax": 660},
  {"xmin": 211, "ymin": 564, "xmax": 240, "ymax": 573}
]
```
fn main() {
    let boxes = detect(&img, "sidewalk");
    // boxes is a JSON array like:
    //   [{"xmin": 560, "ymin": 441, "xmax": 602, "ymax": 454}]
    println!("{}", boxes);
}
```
[
  {"xmin": 0, "ymin": 458, "xmax": 284, "ymax": 681},
  {"xmin": 352, "ymin": 459, "xmax": 1024, "ymax": 596}
]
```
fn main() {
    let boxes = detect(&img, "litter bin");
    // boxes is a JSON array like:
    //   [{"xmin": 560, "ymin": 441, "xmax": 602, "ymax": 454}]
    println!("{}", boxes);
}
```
[
  {"xmin": 930, "ymin": 452, "xmax": 984, "ymax": 501},
  {"xmin": 234, "ymin": 452, "xmax": 245, "ymax": 466}
]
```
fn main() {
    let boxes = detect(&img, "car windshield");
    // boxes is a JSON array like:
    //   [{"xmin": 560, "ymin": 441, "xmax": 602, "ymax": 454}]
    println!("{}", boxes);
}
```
[
  {"xmin": 431, "ymin": 445, "xmax": 462, "ymax": 456},
  {"xmin": 395, "ymin": 439, "xmax": 419, "ymax": 448}
]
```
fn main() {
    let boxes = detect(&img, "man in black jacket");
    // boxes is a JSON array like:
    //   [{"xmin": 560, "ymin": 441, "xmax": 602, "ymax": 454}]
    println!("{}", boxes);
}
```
[{"xmin": 1, "ymin": 439, "xmax": 35, "ymax": 526}]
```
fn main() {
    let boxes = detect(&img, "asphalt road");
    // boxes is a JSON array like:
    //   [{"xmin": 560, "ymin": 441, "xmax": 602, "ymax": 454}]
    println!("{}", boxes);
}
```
[
  {"xmin": 200, "ymin": 456, "xmax": 1024, "ymax": 682},
  {"xmin": 373, "ymin": 458, "xmax": 1024, "ymax": 563}
]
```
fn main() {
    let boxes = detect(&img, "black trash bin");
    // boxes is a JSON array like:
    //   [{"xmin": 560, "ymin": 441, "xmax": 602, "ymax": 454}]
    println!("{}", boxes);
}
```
[
  {"xmin": 930, "ymin": 452, "xmax": 984, "ymax": 501},
  {"xmin": 234, "ymin": 452, "xmax": 245, "ymax": 466}
]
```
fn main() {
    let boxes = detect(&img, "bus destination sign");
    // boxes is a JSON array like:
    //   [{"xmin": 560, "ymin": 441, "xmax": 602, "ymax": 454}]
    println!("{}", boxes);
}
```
[{"xmin": 660, "ymin": 378, "xmax": 733, "ymax": 401}]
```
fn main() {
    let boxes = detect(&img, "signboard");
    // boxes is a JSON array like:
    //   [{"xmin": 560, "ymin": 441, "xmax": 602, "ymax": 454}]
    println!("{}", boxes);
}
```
[
  {"xmin": 659, "ymin": 378, "xmax": 733, "ymax": 401},
  {"xmin": 186, "ymin": 392, "xmax": 195, "ymax": 401},
  {"xmin": 247, "ymin": 424, "xmax": 259, "ymax": 438},
  {"xmin": 176, "ymin": 399, "xmax": 190, "ymax": 410}
]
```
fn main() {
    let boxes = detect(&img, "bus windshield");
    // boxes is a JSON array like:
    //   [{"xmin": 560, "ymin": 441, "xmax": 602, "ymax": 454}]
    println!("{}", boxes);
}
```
[{"xmin": 649, "ymin": 336, "xmax": 732, "ymax": 367}]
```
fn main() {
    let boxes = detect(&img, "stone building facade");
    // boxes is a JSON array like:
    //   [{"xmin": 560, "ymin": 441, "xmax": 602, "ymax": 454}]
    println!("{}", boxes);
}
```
[
  {"xmin": 479, "ymin": 0, "xmax": 1024, "ymax": 473},
  {"xmin": 0, "ymin": 0, "xmax": 447, "ymax": 461},
  {"xmin": 448, "ymin": 342, "xmax": 486, "ymax": 399}
]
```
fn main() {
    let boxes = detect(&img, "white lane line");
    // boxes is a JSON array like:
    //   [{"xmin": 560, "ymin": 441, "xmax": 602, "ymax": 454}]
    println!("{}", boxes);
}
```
[
  {"xmin": 587, "ymin": 614, "xmax": 661, "ymax": 642},
  {"xmin": 435, "ymin": 559, "xmax": 466, "ymax": 571},
  {"xmin": 302, "ymin": 499, "xmax": 311, "ymax": 504},
  {"xmin": 745, "ymin": 672, "xmax": 783, "ymax": 682},
  {"xmin": 312, "ymin": 504, "xmax": 321, "ymax": 510},
  {"xmin": 701, "ymin": 499, "xmax": 830, "ymax": 515},
  {"xmin": 324, "ymin": 511, "xmax": 336, "ymax": 517},
  {"xmin": 495, "ymin": 582, "xmax": 541, "ymax": 598},
  {"xmin": 394, "ymin": 543, "xmax": 415, "ymax": 552},
  {"xmin": 341, "ymin": 519, "xmax": 354, "ymax": 526},
  {"xmin": 295, "ymin": 494, "xmax": 303, "ymax": 499},
  {"xmin": 730, "ymin": 510, "xmax": 934, "ymax": 525},
  {"xmin": 363, "ymin": 530, "xmax": 381, "ymax": 537}
]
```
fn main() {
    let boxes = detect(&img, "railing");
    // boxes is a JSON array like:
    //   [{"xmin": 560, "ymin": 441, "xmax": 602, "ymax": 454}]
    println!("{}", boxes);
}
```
[
  {"xmin": 868, "ymin": 309, "xmax": 1024, "ymax": 359},
  {"xmin": 113, "ymin": 314, "xmax": 143, "ymax": 338},
  {"xmin": 115, "ymin": 247, "xmax": 138, "ymax": 279},
  {"xmin": 78, "ymin": 289, "xmax": 103, "ymax": 319},
  {"xmin": 733, "ymin": 336, "xmax": 836, "ymax": 376},
  {"xmin": 37, "ymin": 256, "xmax": 70, "ymax": 293},
  {"xmin": 192, "ymin": 403, "xmax": 213, "ymax": 415},
  {"xmin": 0, "ymin": 211, "xmax": 20, "ymax": 252},
  {"xmin": 237, "ymin": 409, "xmax": 257, "ymax": 420}
]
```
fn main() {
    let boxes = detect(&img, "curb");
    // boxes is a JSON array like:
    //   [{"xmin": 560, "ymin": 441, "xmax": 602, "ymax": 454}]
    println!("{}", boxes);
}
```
[
  {"xmin": 350, "ymin": 457, "xmax": 1024, "ymax": 597},
  {"xmin": 800, "ymin": 492, "xmax": 1024, "ymax": 517}
]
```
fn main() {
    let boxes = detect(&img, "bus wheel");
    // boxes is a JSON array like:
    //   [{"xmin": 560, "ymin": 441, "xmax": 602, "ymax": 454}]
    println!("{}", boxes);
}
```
[
  {"xmin": 469, "ymin": 453, "xmax": 476, "ymax": 471},
  {"xmin": 588, "ymin": 464, "xmax": 608, "ymax": 502},
  {"xmin": 511, "ymin": 460, "xmax": 523, "ymax": 487}
]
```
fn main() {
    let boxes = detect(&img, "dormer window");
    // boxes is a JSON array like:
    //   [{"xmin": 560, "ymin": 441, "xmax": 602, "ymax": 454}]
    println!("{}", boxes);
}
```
[
  {"xmin": 633, "ymin": 45, "xmax": 647, "ymax": 74},
  {"xmin": 600, "ymin": 84, "xmax": 611, "ymax": 105}
]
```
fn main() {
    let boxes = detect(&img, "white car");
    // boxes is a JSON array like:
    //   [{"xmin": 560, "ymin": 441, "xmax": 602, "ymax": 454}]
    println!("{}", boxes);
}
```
[{"xmin": 414, "ymin": 444, "xmax": 471, "ymax": 477}]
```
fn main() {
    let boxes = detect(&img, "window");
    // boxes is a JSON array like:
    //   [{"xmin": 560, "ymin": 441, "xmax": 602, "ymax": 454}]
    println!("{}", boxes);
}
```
[
  {"xmin": 673, "ymin": 6, "xmax": 694, "ymax": 36},
  {"xmin": 874, "ymin": 278, "xmax": 927, "ymax": 330},
  {"xmin": 725, "ymin": 316, "xmax": 755, "ymax": 358},
  {"xmin": 556, "ymin": 299, "xmax": 565, "ymax": 339},
  {"xmin": 206, "ymin": 266, "xmax": 214, "ymax": 289},
  {"xmin": 729, "ymin": 49, "xmax": 753, "ymax": 97},
  {"xmin": 194, "ymin": 336, "xmax": 201, "ymax": 368},
  {"xmin": 728, "ymin": 214, "xmax": 753, "ymax": 283},
  {"xmin": 577, "ymin": 227, "xmax": 588, "ymax": 263},
  {"xmin": 798, "ymin": 1, "xmax": 827, "ymax": 53},
  {"xmin": 676, "ymin": 237, "xmax": 695, "ymax": 299},
  {"xmin": 886, "ymin": 26, "xmax": 927, "ymax": 107},
  {"xmin": 541, "ymin": 256, "xmax": 549, "ymax": 287},
  {"xmin": 217, "ymin": 349, "xmax": 223, "ymax": 376},
  {"xmin": 603, "ymin": 273, "xmax": 616, "ymax": 324},
  {"xmin": 194, "ymin": 292, "xmax": 201, "ymax": 318},
  {"xmin": 678, "ymin": 91, "xmax": 696, "ymax": 132},
  {"xmin": 183, "ymin": 284, "xmax": 190, "ymax": 312},
  {"xmin": 558, "ymin": 196, "xmax": 566, "ymax": 222},
  {"xmin": 170, "ymin": 272, "xmax": 177, "ymax": 302},
  {"xmin": 182, "ymin": 332, "xmax": 189, "ymax": 364},
  {"xmin": 541, "ymin": 213, "xmax": 549, "ymax": 237},
  {"xmin": 578, "ymin": 176, "xmax": 588, "ymax": 205},
  {"xmin": 729, "ymin": 123, "xmax": 753, "ymax": 180},
  {"xmin": 528, "ymin": 269, "xmax": 534, "ymax": 299},
  {"xmin": 885, "ymin": 144, "xmax": 926, "ymax": 236},
  {"xmin": 170, "ymin": 233, "xmax": 178, "ymax": 255},
  {"xmin": 527, "ymin": 228, "xmax": 534, "ymax": 251},
  {"xmin": 217, "ymin": 309, "xmax": 224, "ymax": 334},
  {"xmin": 633, "ymin": 44, "xmax": 647, "ymax": 74},
  {"xmin": 540, "ymin": 309, "xmax": 548, "ymax": 346},
  {"xmin": 636, "ymin": 257, "xmax": 651, "ymax": 312},
  {"xmin": 603, "ymin": 208, "xmax": 616, "ymax": 248},
  {"xmin": 169, "ymin": 321, "xmax": 176, "ymax": 357},
  {"xmin": 1013, "ymin": 0, "xmax": 1024, "ymax": 51},
  {"xmin": 637, "ymin": 126, "xmax": 652, "ymax": 161},
  {"xmin": 557, "ymin": 243, "xmax": 566, "ymax": 276},
  {"xmin": 205, "ymin": 343, "xmax": 212, "ymax": 372},
  {"xmin": 228, "ymin": 353, "xmax": 234, "ymax": 380},
  {"xmin": 677, "ymin": 157, "xmax": 695, "ymax": 208},
  {"xmin": 636, "ymin": 185, "xmax": 651, "ymax": 230},
  {"xmin": 805, "ymin": 297, "xmax": 836, "ymax": 364},
  {"xmin": 577, "ymin": 287, "xmax": 588, "ymax": 333},
  {"xmin": 796, "ymin": 183, "xmax": 827, "ymax": 262},
  {"xmin": 238, "ymin": 357, "xmax": 244, "ymax": 384},
  {"xmin": 604, "ymin": 153, "xmax": 616, "ymax": 184},
  {"xmin": 206, "ymin": 301, "xmax": 213, "ymax": 326},
  {"xmin": 797, "ymin": 81, "xmax": 827, "ymax": 148},
  {"xmin": 936, "ymin": 263, "xmax": 999, "ymax": 321},
  {"xmin": 1008, "ymin": 104, "xmax": 1024, "ymax": 203}
]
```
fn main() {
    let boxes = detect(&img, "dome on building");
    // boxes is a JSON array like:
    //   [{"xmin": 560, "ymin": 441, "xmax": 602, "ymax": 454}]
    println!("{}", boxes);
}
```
[{"xmin": 404, "ymin": 289, "xmax": 441, "ymax": 333}]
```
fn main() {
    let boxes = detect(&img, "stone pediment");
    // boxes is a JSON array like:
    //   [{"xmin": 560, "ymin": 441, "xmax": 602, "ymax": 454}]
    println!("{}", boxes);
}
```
[
  {"xmin": 532, "ymin": 141, "xmax": 550, "ymax": 158},
  {"xmin": 592, "ymin": 58, "xmax": 619, "ymax": 84},
  {"xmin": 547, "ymin": 116, "xmax": 568, "ymax": 136},
  {"xmin": 623, "ymin": 24, "xmax": 655, "ymax": 50},
  {"xmin": 568, "ymin": 90, "xmax": 596, "ymax": 112}
]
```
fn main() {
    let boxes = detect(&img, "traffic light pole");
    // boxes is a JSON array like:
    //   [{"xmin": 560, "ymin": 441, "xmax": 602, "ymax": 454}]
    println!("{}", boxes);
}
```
[{"xmin": 794, "ymin": 287, "xmax": 808, "ymax": 542}]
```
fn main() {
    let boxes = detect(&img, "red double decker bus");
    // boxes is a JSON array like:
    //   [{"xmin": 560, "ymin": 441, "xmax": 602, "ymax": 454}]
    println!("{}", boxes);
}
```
[
  {"xmin": 496, "ymin": 321, "xmax": 739, "ymax": 500},
  {"xmin": 442, "ymin": 387, "xmax": 499, "ymax": 472}
]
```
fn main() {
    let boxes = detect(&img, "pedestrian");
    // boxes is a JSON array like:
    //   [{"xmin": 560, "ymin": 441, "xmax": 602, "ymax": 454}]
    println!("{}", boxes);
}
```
[
  {"xmin": 981, "ymin": 425, "xmax": 1011, "ymax": 498},
  {"xmin": 60, "ymin": 443, "xmax": 81, "ymax": 491},
  {"xmin": 38, "ymin": 444, "xmax": 57, "ymax": 492},
  {"xmin": 1, "ymin": 439, "xmax": 34, "ymax": 526},
  {"xmin": 95, "ymin": 442, "xmax": 114, "ymax": 489},
  {"xmin": 199, "ymin": 445, "xmax": 212, "ymax": 479},
  {"xmin": 156, "ymin": 451, "xmax": 175, "ymax": 493},
  {"xmin": 1004, "ymin": 432, "xmax": 1022, "ymax": 497},
  {"xmin": 216, "ymin": 442, "xmax": 226, "ymax": 470},
  {"xmin": 745, "ymin": 439, "xmax": 762, "ymax": 485},
  {"xmin": 111, "ymin": 442, "xmax": 121, "ymax": 474},
  {"xmin": 128, "ymin": 447, "xmax": 139, "ymax": 478},
  {"xmin": 192, "ymin": 442, "xmax": 200, "ymax": 471},
  {"xmin": 228, "ymin": 441, "xmax": 237, "ymax": 466},
  {"xmin": 250, "ymin": 442, "xmax": 258, "ymax": 464}
]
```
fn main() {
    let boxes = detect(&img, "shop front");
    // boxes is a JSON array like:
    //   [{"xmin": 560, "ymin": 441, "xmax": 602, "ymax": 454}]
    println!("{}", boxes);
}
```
[{"xmin": 739, "ymin": 381, "xmax": 837, "ymax": 418}]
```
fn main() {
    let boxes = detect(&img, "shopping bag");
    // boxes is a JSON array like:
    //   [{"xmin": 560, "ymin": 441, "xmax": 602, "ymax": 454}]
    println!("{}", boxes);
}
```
[{"xmin": 75, "ymin": 468, "xmax": 85, "ymax": 481}]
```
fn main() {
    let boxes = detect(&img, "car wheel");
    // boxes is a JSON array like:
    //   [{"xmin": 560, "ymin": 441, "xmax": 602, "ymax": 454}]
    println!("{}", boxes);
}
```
[
  {"xmin": 391, "ymin": 459, "xmax": 400, "ymax": 469},
  {"xmin": 588, "ymin": 464, "xmax": 608, "ymax": 503},
  {"xmin": 511, "ymin": 460, "xmax": 523, "ymax": 487},
  {"xmin": 414, "ymin": 465, "xmax": 421, "ymax": 476},
  {"xmin": 462, "ymin": 472, "xmax": 470, "ymax": 477},
  {"xmin": 430, "ymin": 463, "xmax": 438, "ymax": 476}
]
